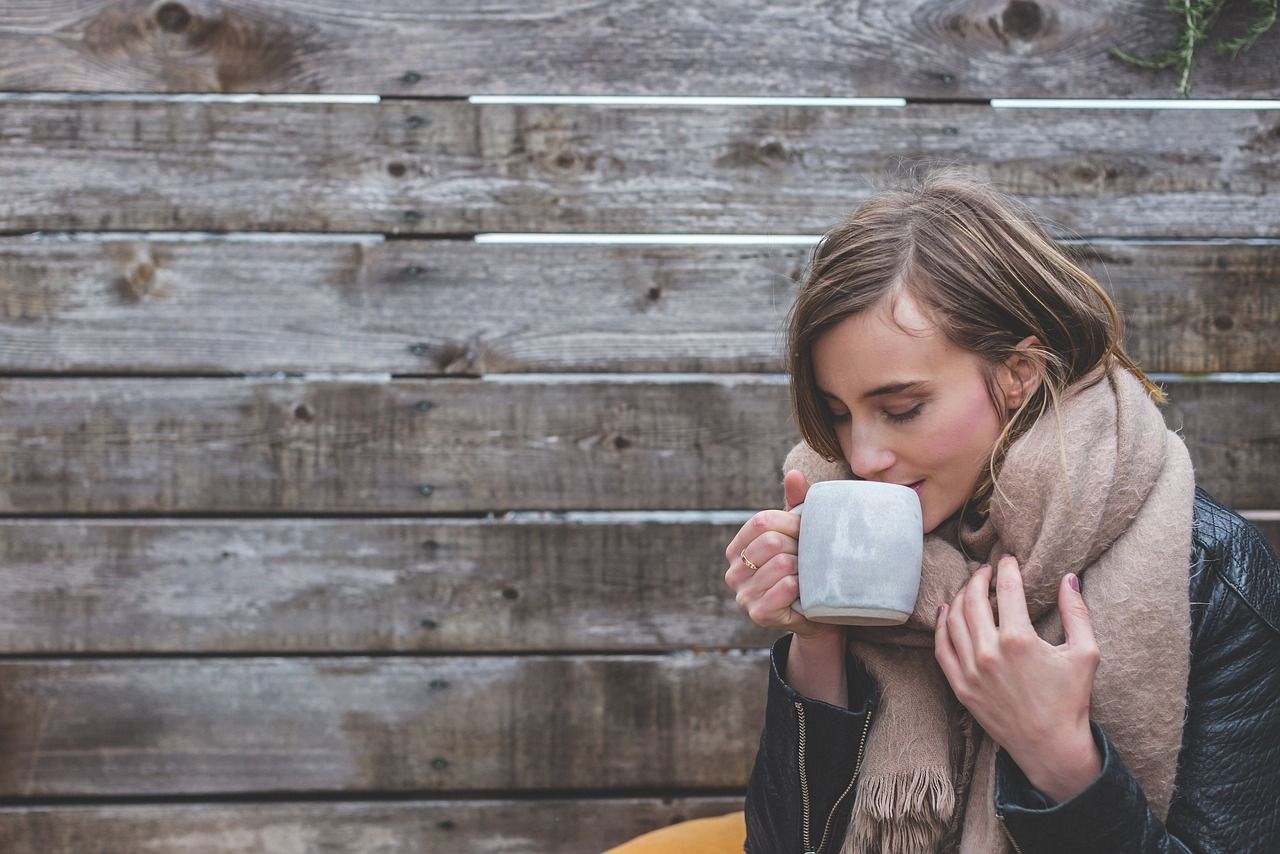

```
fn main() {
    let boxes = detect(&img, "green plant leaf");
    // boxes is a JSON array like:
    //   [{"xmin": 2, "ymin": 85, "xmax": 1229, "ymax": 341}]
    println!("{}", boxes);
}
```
[{"xmin": 1109, "ymin": 0, "xmax": 1275, "ymax": 95}]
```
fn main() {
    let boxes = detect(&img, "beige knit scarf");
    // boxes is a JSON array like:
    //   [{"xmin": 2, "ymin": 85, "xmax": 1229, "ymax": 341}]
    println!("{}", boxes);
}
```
[{"xmin": 781, "ymin": 360, "xmax": 1195, "ymax": 854}]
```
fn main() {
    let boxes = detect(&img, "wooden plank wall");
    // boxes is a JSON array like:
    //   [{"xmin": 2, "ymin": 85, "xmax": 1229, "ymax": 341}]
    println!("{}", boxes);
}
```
[{"xmin": 0, "ymin": 1, "xmax": 1277, "ymax": 851}]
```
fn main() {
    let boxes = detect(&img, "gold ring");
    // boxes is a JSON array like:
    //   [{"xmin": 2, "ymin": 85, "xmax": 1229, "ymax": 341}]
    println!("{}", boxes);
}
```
[{"xmin": 740, "ymin": 549, "xmax": 760, "ymax": 572}]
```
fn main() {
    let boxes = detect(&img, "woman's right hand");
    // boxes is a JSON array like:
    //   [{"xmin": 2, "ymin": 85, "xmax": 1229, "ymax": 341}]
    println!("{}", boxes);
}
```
[{"xmin": 723, "ymin": 469, "xmax": 845, "ymax": 642}]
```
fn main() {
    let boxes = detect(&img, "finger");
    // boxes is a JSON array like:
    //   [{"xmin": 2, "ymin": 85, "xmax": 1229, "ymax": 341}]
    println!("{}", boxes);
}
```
[
  {"xmin": 783, "ymin": 469, "xmax": 811, "ymax": 512},
  {"xmin": 994, "ymin": 554, "xmax": 1033, "ymax": 634},
  {"xmin": 724, "ymin": 553, "xmax": 754, "ymax": 592},
  {"xmin": 1058, "ymin": 572, "xmax": 1098, "ymax": 653},
  {"xmin": 963, "ymin": 563, "xmax": 999, "ymax": 664},
  {"xmin": 724, "ymin": 509, "xmax": 801, "ymax": 563},
  {"xmin": 725, "ymin": 550, "xmax": 761, "ymax": 603},
  {"xmin": 733, "ymin": 551, "xmax": 796, "ymax": 612},
  {"xmin": 756, "ymin": 569, "xmax": 802, "ymax": 617},
  {"xmin": 947, "ymin": 583, "xmax": 976, "ymax": 672},
  {"xmin": 739, "ymin": 527, "xmax": 800, "ymax": 580},
  {"xmin": 724, "ymin": 536, "xmax": 772, "ymax": 593},
  {"xmin": 751, "ymin": 568, "xmax": 810, "ymax": 632}
]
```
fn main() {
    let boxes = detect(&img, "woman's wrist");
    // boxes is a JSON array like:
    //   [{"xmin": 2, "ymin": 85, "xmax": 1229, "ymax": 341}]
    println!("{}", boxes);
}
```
[
  {"xmin": 791, "ymin": 623, "xmax": 845, "ymax": 646},
  {"xmin": 786, "ymin": 627, "xmax": 848, "ymax": 707},
  {"xmin": 1011, "ymin": 722, "xmax": 1103, "ymax": 805}
]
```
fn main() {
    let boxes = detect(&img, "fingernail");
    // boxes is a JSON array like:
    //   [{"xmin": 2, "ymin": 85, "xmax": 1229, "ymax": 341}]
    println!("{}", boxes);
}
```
[
  {"xmin": 937, "ymin": 605, "xmax": 945, "ymax": 619},
  {"xmin": 979, "ymin": 562, "xmax": 991, "ymax": 571},
  {"xmin": 1002, "ymin": 552, "xmax": 1012, "ymax": 561},
  {"xmin": 1068, "ymin": 573, "xmax": 1080, "ymax": 593}
]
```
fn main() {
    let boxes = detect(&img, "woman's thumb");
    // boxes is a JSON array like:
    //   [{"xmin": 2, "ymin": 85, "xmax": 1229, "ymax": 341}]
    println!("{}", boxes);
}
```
[{"xmin": 783, "ymin": 470, "xmax": 810, "ymax": 512}]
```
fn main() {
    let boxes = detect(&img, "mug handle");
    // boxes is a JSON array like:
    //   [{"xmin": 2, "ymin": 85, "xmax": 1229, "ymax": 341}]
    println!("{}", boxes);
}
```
[{"xmin": 788, "ymin": 502, "xmax": 805, "ymax": 615}]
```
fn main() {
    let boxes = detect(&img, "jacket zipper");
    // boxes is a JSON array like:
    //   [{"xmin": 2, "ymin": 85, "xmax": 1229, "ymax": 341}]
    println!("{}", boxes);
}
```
[
  {"xmin": 997, "ymin": 810, "xmax": 1025, "ymax": 854},
  {"xmin": 794, "ymin": 701, "xmax": 874, "ymax": 854}
]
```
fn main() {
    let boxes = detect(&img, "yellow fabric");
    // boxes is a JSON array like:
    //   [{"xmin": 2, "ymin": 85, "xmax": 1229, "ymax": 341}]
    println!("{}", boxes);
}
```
[{"xmin": 603, "ymin": 810, "xmax": 746, "ymax": 853}]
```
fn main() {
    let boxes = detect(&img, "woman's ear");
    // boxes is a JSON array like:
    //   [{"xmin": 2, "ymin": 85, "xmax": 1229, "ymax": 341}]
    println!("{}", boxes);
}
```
[{"xmin": 999, "ymin": 335, "xmax": 1043, "ymax": 409}]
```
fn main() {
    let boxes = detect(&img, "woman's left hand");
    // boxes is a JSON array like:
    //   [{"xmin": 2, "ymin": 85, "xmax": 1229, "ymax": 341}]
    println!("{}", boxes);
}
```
[{"xmin": 934, "ymin": 554, "xmax": 1104, "ymax": 804}]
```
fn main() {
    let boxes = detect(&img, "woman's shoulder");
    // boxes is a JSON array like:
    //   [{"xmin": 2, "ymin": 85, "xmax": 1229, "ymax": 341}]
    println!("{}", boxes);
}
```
[{"xmin": 1190, "ymin": 486, "xmax": 1280, "ymax": 638}]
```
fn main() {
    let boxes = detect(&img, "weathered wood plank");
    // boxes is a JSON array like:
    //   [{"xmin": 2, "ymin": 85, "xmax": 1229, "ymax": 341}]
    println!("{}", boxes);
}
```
[
  {"xmin": 1, "ymin": 238, "xmax": 1277, "ymax": 374},
  {"xmin": 0, "ymin": 1, "xmax": 1275, "ymax": 98},
  {"xmin": 0, "ymin": 798, "xmax": 747, "ymax": 854},
  {"xmin": 0, "ymin": 378, "xmax": 1275, "ymax": 512},
  {"xmin": 2, "ymin": 100, "xmax": 1278, "ymax": 236},
  {"xmin": 0, "ymin": 516, "xmax": 768, "ymax": 654},
  {"xmin": 1254, "ymin": 520, "xmax": 1280, "ymax": 557},
  {"xmin": 0, "ymin": 376, "xmax": 794, "ymax": 513},
  {"xmin": 0, "ymin": 655, "xmax": 767, "ymax": 796},
  {"xmin": 1, "ymin": 511, "xmax": 1274, "ymax": 656}
]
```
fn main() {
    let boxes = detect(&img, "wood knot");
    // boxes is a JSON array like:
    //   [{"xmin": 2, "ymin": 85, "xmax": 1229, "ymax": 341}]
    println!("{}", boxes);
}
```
[
  {"xmin": 759, "ymin": 140, "xmax": 787, "ymax": 160},
  {"xmin": 1072, "ymin": 164, "xmax": 1100, "ymax": 182},
  {"xmin": 155, "ymin": 2, "xmax": 192, "ymax": 33},
  {"xmin": 433, "ymin": 340, "xmax": 477, "ymax": 373},
  {"xmin": 548, "ymin": 148, "xmax": 602, "ymax": 173},
  {"xmin": 1001, "ymin": 1, "xmax": 1043, "ymax": 39},
  {"xmin": 119, "ymin": 257, "xmax": 160, "ymax": 302},
  {"xmin": 84, "ymin": 1, "xmax": 302, "ymax": 91},
  {"xmin": 129, "ymin": 261, "xmax": 155, "ymax": 288},
  {"xmin": 713, "ymin": 138, "xmax": 798, "ymax": 170}
]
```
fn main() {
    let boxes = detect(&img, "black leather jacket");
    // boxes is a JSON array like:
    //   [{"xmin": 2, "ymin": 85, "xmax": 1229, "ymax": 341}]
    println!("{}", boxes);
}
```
[{"xmin": 744, "ymin": 486, "xmax": 1280, "ymax": 853}]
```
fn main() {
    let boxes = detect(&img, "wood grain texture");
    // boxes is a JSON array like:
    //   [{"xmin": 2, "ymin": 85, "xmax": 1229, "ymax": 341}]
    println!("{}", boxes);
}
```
[
  {"xmin": 0, "ymin": 798, "xmax": 748, "ymax": 854},
  {"xmin": 0, "ymin": 512, "xmax": 1274, "ymax": 656},
  {"xmin": 0, "ymin": 377, "xmax": 1276, "ymax": 512},
  {"xmin": 0, "ymin": 375, "xmax": 793, "ymax": 513},
  {"xmin": 0, "ymin": 0, "xmax": 1275, "ymax": 97},
  {"xmin": 0, "ymin": 654, "xmax": 767, "ymax": 796},
  {"xmin": 0, "ymin": 516, "xmax": 770, "ymax": 654},
  {"xmin": 1253, "ymin": 520, "xmax": 1280, "ymax": 555},
  {"xmin": 2, "ymin": 100, "xmax": 1279, "ymax": 235},
  {"xmin": 1, "ymin": 237, "xmax": 1278, "ymax": 374}
]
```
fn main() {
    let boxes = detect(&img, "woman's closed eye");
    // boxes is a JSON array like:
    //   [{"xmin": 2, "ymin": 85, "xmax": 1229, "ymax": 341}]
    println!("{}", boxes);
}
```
[
  {"xmin": 888, "ymin": 403, "xmax": 924, "ymax": 423},
  {"xmin": 827, "ymin": 403, "xmax": 924, "ymax": 424}
]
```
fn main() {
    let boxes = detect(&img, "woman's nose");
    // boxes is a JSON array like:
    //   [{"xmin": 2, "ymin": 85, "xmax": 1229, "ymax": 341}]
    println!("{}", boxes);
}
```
[{"xmin": 846, "ymin": 427, "xmax": 896, "ymax": 480}]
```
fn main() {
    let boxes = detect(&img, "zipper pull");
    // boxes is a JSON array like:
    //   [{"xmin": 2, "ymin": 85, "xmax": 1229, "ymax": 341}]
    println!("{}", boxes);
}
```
[{"xmin": 996, "ymin": 810, "xmax": 1026, "ymax": 854}]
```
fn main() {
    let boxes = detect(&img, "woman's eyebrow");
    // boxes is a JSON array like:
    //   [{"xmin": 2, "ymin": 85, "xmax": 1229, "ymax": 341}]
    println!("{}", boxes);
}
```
[{"xmin": 818, "ymin": 380, "xmax": 930, "ymax": 401}]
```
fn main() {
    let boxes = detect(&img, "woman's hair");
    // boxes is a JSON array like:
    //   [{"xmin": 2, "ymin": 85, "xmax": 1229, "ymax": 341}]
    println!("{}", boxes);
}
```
[{"xmin": 784, "ymin": 166, "xmax": 1165, "ymax": 523}]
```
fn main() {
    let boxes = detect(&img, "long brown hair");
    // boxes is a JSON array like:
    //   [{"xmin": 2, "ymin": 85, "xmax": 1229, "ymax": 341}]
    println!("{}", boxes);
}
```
[{"xmin": 784, "ymin": 166, "xmax": 1165, "ymax": 523}]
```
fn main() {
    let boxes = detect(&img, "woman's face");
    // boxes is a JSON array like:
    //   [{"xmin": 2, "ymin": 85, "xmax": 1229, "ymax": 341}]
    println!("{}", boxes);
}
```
[{"xmin": 811, "ymin": 292, "xmax": 1031, "ymax": 534}]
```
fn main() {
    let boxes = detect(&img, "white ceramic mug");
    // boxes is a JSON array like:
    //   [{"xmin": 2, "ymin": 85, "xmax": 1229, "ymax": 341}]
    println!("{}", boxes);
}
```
[{"xmin": 791, "ymin": 480, "xmax": 924, "ymax": 626}]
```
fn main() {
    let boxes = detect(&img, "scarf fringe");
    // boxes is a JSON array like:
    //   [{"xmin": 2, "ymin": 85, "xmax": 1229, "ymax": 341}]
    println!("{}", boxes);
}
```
[{"xmin": 841, "ymin": 767, "xmax": 953, "ymax": 854}]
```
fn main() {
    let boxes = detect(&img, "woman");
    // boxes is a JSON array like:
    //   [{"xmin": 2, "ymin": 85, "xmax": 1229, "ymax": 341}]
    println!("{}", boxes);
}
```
[{"xmin": 606, "ymin": 169, "xmax": 1279, "ymax": 853}]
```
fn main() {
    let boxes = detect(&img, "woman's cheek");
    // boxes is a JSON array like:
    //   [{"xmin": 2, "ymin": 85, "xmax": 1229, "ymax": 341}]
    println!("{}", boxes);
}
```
[{"xmin": 950, "ymin": 392, "xmax": 1004, "ymax": 459}]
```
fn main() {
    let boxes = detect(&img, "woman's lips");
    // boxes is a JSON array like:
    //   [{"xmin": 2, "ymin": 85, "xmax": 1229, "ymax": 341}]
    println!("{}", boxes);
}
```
[{"xmin": 908, "ymin": 479, "xmax": 925, "ymax": 494}]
